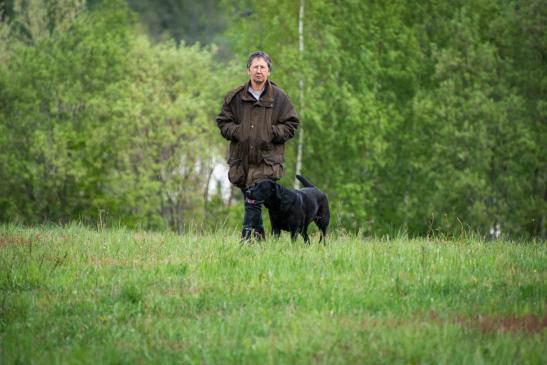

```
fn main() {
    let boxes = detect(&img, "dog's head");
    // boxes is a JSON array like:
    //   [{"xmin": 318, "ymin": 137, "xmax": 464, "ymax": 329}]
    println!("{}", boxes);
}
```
[{"xmin": 246, "ymin": 179, "xmax": 282, "ymax": 204}]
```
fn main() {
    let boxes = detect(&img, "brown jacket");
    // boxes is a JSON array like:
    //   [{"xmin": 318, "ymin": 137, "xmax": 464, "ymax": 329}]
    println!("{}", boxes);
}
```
[{"xmin": 216, "ymin": 80, "xmax": 299, "ymax": 188}]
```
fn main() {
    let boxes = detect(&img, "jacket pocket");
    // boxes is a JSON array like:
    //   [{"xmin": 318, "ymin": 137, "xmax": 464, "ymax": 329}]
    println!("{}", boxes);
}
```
[
  {"xmin": 227, "ymin": 158, "xmax": 246, "ymax": 187},
  {"xmin": 262, "ymin": 154, "xmax": 284, "ymax": 180}
]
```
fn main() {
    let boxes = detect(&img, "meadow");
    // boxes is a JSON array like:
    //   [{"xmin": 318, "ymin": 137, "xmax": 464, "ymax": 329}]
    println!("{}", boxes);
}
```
[{"xmin": 0, "ymin": 224, "xmax": 545, "ymax": 364}]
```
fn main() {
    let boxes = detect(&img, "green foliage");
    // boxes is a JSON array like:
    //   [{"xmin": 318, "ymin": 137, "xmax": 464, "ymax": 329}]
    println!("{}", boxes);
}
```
[
  {"xmin": 222, "ymin": 0, "xmax": 546, "ymax": 238},
  {"xmin": 402, "ymin": 0, "xmax": 546, "ymax": 237},
  {"xmin": 1, "ymin": 225, "xmax": 545, "ymax": 363},
  {"xmin": 127, "ymin": 0, "xmax": 227, "ymax": 46},
  {"xmin": 0, "ymin": 0, "xmax": 236, "ymax": 230},
  {"xmin": 0, "ymin": 0, "xmax": 545, "ymax": 238}
]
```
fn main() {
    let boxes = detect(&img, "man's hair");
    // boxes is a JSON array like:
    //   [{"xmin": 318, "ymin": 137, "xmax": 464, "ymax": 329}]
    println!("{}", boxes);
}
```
[{"xmin": 247, "ymin": 51, "xmax": 272, "ymax": 71}]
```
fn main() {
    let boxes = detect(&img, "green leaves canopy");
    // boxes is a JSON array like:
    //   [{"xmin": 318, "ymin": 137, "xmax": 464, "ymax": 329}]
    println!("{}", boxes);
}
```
[
  {"xmin": 0, "ymin": 0, "xmax": 545, "ymax": 238},
  {"xmin": 224, "ymin": 0, "xmax": 546, "ymax": 238},
  {"xmin": 0, "ymin": 0, "xmax": 233, "ymax": 230}
]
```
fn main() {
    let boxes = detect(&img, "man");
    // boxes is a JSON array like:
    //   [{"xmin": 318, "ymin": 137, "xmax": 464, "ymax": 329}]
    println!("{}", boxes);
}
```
[{"xmin": 216, "ymin": 51, "xmax": 299, "ymax": 241}]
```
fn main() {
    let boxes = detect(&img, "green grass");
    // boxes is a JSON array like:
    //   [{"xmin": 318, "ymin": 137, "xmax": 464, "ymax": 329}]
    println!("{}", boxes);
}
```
[{"xmin": 0, "ymin": 224, "xmax": 545, "ymax": 364}]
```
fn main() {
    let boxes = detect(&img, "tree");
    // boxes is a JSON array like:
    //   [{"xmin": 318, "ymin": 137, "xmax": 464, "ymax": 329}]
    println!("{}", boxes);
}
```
[
  {"xmin": 0, "ymin": 0, "xmax": 236, "ymax": 230},
  {"xmin": 221, "ymin": 0, "xmax": 546, "ymax": 238}
]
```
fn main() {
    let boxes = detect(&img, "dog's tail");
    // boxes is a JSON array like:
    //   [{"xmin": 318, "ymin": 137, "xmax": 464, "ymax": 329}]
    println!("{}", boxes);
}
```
[{"xmin": 296, "ymin": 174, "xmax": 316, "ymax": 188}]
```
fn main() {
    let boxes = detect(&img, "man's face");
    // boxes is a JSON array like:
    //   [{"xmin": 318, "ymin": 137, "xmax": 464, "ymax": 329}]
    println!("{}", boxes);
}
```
[{"xmin": 247, "ymin": 57, "xmax": 270, "ymax": 85}]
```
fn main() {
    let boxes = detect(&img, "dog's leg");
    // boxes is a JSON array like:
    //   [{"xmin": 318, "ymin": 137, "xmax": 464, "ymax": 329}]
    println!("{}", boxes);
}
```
[
  {"xmin": 316, "ymin": 221, "xmax": 328, "ymax": 244},
  {"xmin": 314, "ymin": 204, "xmax": 330, "ymax": 245},
  {"xmin": 272, "ymin": 227, "xmax": 281, "ymax": 239},
  {"xmin": 318, "ymin": 230, "xmax": 326, "ymax": 245},
  {"xmin": 290, "ymin": 230, "xmax": 298, "ymax": 242},
  {"xmin": 254, "ymin": 227, "xmax": 265, "ymax": 241},
  {"xmin": 302, "ymin": 232, "xmax": 310, "ymax": 244},
  {"xmin": 302, "ymin": 226, "xmax": 311, "ymax": 244}
]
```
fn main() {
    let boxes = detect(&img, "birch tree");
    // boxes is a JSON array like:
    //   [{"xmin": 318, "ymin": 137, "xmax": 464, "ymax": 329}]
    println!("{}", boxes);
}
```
[{"xmin": 294, "ymin": 0, "xmax": 304, "ymax": 188}]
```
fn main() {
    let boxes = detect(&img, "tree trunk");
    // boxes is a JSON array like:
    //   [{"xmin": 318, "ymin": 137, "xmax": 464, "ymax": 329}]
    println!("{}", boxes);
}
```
[{"xmin": 294, "ymin": 0, "xmax": 305, "ymax": 188}]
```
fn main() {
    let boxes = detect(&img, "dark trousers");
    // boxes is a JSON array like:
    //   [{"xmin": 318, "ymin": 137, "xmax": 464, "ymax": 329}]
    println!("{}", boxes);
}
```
[{"xmin": 241, "ymin": 188, "xmax": 265, "ymax": 240}]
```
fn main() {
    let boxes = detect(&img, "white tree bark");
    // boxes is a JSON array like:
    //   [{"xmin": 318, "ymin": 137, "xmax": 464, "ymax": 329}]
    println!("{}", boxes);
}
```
[{"xmin": 294, "ymin": 0, "xmax": 305, "ymax": 188}]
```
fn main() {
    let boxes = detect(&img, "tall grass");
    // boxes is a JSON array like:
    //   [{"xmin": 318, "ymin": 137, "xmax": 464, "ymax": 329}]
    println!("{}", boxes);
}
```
[{"xmin": 0, "ymin": 224, "xmax": 545, "ymax": 364}]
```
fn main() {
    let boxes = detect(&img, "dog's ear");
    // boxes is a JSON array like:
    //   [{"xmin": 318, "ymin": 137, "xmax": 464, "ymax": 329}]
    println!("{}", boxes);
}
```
[{"xmin": 275, "ymin": 183, "xmax": 282, "ymax": 200}]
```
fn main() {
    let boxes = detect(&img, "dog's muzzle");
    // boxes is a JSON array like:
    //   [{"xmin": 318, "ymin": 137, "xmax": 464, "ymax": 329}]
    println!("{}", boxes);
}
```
[
  {"xmin": 245, "ymin": 196, "xmax": 263, "ymax": 205},
  {"xmin": 244, "ymin": 189, "xmax": 263, "ymax": 205}
]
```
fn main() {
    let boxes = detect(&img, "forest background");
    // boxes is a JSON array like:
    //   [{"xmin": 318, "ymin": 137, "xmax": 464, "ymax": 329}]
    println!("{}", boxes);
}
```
[{"xmin": 0, "ymin": 0, "xmax": 545, "ymax": 239}]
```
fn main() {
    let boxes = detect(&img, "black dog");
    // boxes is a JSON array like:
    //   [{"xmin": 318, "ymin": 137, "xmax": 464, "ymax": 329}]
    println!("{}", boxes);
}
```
[{"xmin": 246, "ymin": 175, "xmax": 330, "ymax": 243}]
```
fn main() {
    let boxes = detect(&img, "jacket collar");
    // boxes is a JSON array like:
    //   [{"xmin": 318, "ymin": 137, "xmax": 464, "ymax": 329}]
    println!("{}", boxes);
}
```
[{"xmin": 241, "ymin": 80, "xmax": 274, "ymax": 107}]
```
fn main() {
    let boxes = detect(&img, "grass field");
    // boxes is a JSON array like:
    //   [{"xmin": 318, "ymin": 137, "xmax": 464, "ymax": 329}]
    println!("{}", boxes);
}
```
[{"xmin": 0, "ymin": 224, "xmax": 545, "ymax": 364}]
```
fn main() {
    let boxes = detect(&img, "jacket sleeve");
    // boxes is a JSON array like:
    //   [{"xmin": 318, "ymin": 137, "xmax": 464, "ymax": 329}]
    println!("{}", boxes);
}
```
[
  {"xmin": 216, "ymin": 96, "xmax": 239, "ymax": 142},
  {"xmin": 272, "ymin": 94, "xmax": 299, "ymax": 144}
]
